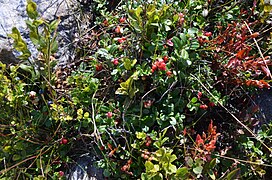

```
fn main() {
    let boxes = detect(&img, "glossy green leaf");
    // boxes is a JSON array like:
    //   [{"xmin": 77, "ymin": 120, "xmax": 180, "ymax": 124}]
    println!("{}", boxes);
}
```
[
  {"xmin": 181, "ymin": 49, "xmax": 189, "ymax": 60},
  {"xmin": 209, "ymin": 158, "xmax": 217, "ymax": 169},
  {"xmin": 179, "ymin": 33, "xmax": 187, "ymax": 46},
  {"xmin": 226, "ymin": 168, "xmax": 240, "ymax": 180},
  {"xmin": 172, "ymin": 36, "xmax": 182, "ymax": 49}
]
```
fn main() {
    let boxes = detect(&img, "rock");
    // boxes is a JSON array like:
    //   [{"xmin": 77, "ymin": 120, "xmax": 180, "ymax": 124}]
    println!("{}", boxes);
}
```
[
  {"xmin": 0, "ymin": 39, "xmax": 20, "ymax": 64},
  {"xmin": 67, "ymin": 154, "xmax": 104, "ymax": 180},
  {"xmin": 0, "ymin": 0, "xmax": 79, "ymax": 66},
  {"xmin": 255, "ymin": 88, "xmax": 272, "ymax": 124}
]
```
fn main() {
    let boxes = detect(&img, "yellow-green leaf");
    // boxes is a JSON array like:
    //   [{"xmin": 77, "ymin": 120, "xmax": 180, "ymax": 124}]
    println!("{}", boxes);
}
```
[{"xmin": 26, "ymin": 0, "xmax": 39, "ymax": 19}]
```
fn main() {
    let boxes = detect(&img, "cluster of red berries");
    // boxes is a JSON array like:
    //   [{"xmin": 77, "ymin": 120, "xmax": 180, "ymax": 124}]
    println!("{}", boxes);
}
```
[
  {"xmin": 145, "ymin": 136, "xmax": 152, "ymax": 147},
  {"xmin": 121, "ymin": 159, "xmax": 133, "ymax": 175},
  {"xmin": 151, "ymin": 56, "xmax": 172, "ymax": 76},
  {"xmin": 178, "ymin": 13, "xmax": 185, "ymax": 25},
  {"xmin": 197, "ymin": 91, "xmax": 215, "ymax": 110},
  {"xmin": 141, "ymin": 149, "xmax": 152, "ymax": 161}
]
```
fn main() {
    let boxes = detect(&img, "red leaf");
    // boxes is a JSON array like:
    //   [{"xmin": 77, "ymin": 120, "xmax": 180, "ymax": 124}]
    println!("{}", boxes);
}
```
[{"xmin": 236, "ymin": 49, "xmax": 246, "ymax": 59}]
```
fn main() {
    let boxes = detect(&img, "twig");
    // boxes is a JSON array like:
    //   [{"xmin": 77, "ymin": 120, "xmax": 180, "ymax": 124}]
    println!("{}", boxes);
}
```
[
  {"xmin": 156, "ymin": 81, "xmax": 178, "ymax": 103},
  {"xmin": 91, "ymin": 91, "xmax": 104, "ymax": 146},
  {"xmin": 139, "ymin": 87, "xmax": 156, "ymax": 119}
]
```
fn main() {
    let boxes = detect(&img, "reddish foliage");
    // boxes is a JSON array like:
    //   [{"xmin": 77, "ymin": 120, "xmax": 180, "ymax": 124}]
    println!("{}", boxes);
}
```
[{"xmin": 203, "ymin": 21, "xmax": 271, "ymax": 88}]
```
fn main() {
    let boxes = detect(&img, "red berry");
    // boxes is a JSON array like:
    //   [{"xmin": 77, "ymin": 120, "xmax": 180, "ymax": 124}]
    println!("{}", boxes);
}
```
[
  {"xmin": 178, "ymin": 13, "xmax": 184, "ymax": 18},
  {"xmin": 119, "ymin": 17, "xmax": 126, "ymax": 23},
  {"xmin": 163, "ymin": 56, "xmax": 168, "ymax": 62},
  {"xmin": 179, "ymin": 17, "xmax": 185, "ymax": 24},
  {"xmin": 166, "ymin": 71, "xmax": 172, "ymax": 77},
  {"xmin": 103, "ymin": 19, "xmax": 109, "ymax": 26},
  {"xmin": 100, "ymin": 146, "xmax": 105, "ymax": 151},
  {"xmin": 61, "ymin": 138, "xmax": 68, "ymax": 145},
  {"xmin": 118, "ymin": 37, "xmax": 126, "ymax": 43},
  {"xmin": 204, "ymin": 32, "xmax": 212, "ymax": 37},
  {"xmin": 127, "ymin": 159, "xmax": 132, "ymax": 165},
  {"xmin": 112, "ymin": 58, "xmax": 119, "ymax": 65},
  {"xmin": 156, "ymin": 61, "xmax": 166, "ymax": 71},
  {"xmin": 200, "ymin": 104, "xmax": 208, "ymax": 110},
  {"xmin": 197, "ymin": 91, "xmax": 202, "ymax": 99},
  {"xmin": 107, "ymin": 112, "xmax": 113, "ymax": 118},
  {"xmin": 142, "ymin": 154, "xmax": 149, "ymax": 159},
  {"xmin": 152, "ymin": 64, "xmax": 157, "ymax": 71},
  {"xmin": 115, "ymin": 25, "xmax": 121, "ymax": 34},
  {"xmin": 121, "ymin": 165, "xmax": 128, "ymax": 171},
  {"xmin": 59, "ymin": 171, "xmax": 64, "ymax": 177},
  {"xmin": 208, "ymin": 102, "xmax": 215, "ymax": 107},
  {"xmin": 145, "ymin": 142, "xmax": 151, "ymax": 147},
  {"xmin": 96, "ymin": 64, "xmax": 102, "ymax": 71}
]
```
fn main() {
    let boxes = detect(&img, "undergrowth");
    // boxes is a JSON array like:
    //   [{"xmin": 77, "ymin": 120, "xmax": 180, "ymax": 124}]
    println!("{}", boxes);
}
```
[{"xmin": 0, "ymin": 0, "xmax": 272, "ymax": 179}]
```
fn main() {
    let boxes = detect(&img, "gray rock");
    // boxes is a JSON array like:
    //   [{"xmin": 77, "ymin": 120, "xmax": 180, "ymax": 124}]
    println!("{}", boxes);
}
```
[
  {"xmin": 0, "ymin": 0, "xmax": 79, "ymax": 65},
  {"xmin": 0, "ymin": 39, "xmax": 20, "ymax": 64},
  {"xmin": 255, "ymin": 88, "xmax": 272, "ymax": 124},
  {"xmin": 67, "ymin": 154, "xmax": 104, "ymax": 180}
]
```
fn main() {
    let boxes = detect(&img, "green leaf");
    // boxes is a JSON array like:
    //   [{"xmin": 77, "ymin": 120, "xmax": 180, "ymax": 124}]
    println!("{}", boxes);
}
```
[
  {"xmin": 145, "ymin": 161, "xmax": 160, "ymax": 173},
  {"xmin": 173, "ymin": 14, "xmax": 179, "ymax": 22},
  {"xmin": 186, "ymin": 157, "xmax": 194, "ymax": 167},
  {"xmin": 135, "ymin": 6, "xmax": 143, "ymax": 20},
  {"xmin": 136, "ymin": 132, "xmax": 146, "ymax": 139},
  {"xmin": 49, "ymin": 19, "xmax": 60, "ymax": 32},
  {"xmin": 124, "ymin": 58, "xmax": 137, "ymax": 70},
  {"xmin": 29, "ymin": 31, "xmax": 39, "ymax": 45},
  {"xmin": 181, "ymin": 49, "xmax": 189, "ymax": 60},
  {"xmin": 26, "ymin": 0, "xmax": 39, "ymax": 19},
  {"xmin": 193, "ymin": 166, "xmax": 203, "ymax": 175},
  {"xmin": 176, "ymin": 167, "xmax": 189, "ymax": 178},
  {"xmin": 169, "ymin": 154, "xmax": 177, "ymax": 163},
  {"xmin": 145, "ymin": 161, "xmax": 154, "ymax": 171},
  {"xmin": 209, "ymin": 158, "xmax": 217, "ymax": 169},
  {"xmin": 169, "ymin": 117, "xmax": 177, "ymax": 125},
  {"xmin": 226, "ymin": 168, "xmax": 240, "ymax": 180},
  {"xmin": 51, "ymin": 40, "xmax": 58, "ymax": 53},
  {"xmin": 179, "ymin": 33, "xmax": 187, "ymax": 46},
  {"xmin": 190, "ymin": 40, "xmax": 200, "ymax": 50},
  {"xmin": 108, "ymin": 44, "xmax": 118, "ymax": 54},
  {"xmin": 187, "ymin": 27, "xmax": 198, "ymax": 37},
  {"xmin": 172, "ymin": 36, "xmax": 182, "ymax": 49},
  {"xmin": 208, "ymin": 169, "xmax": 216, "ymax": 180},
  {"xmin": 167, "ymin": 164, "xmax": 177, "ymax": 174},
  {"xmin": 33, "ymin": 19, "xmax": 44, "ymax": 27},
  {"xmin": 12, "ymin": 154, "xmax": 21, "ymax": 161},
  {"xmin": 191, "ymin": 97, "xmax": 198, "ymax": 103},
  {"xmin": 115, "ymin": 72, "xmax": 138, "ymax": 98}
]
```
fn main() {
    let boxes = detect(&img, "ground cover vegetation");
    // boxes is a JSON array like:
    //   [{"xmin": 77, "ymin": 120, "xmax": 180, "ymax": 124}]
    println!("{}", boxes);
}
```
[{"xmin": 0, "ymin": 0, "xmax": 272, "ymax": 179}]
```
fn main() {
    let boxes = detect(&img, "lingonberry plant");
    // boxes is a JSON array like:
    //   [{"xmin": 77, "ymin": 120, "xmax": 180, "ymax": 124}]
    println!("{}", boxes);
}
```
[{"xmin": 1, "ymin": 0, "xmax": 272, "ymax": 179}]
